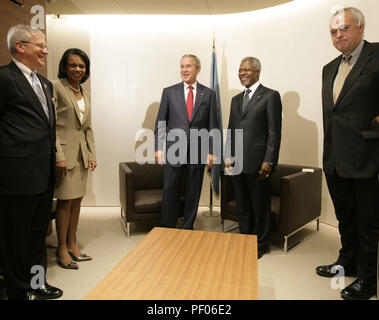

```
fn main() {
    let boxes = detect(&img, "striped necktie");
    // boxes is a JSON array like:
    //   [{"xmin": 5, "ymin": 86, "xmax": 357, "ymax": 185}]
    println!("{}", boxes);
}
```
[
  {"xmin": 31, "ymin": 72, "xmax": 49, "ymax": 119},
  {"xmin": 242, "ymin": 89, "xmax": 251, "ymax": 112}
]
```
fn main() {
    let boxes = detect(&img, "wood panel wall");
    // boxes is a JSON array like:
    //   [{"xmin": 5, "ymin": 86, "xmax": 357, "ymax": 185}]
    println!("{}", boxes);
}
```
[{"xmin": 0, "ymin": 0, "xmax": 47, "ymax": 76}]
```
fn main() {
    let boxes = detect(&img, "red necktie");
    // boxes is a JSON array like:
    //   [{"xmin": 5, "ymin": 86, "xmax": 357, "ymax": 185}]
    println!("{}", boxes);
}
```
[{"xmin": 186, "ymin": 85, "xmax": 194, "ymax": 121}]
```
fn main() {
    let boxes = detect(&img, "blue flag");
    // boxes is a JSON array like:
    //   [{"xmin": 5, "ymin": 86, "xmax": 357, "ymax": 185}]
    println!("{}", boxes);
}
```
[{"xmin": 209, "ymin": 48, "xmax": 223, "ymax": 196}]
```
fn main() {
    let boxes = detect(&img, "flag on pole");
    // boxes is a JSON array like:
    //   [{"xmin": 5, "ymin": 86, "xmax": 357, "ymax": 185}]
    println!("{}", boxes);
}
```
[{"xmin": 209, "ymin": 40, "xmax": 223, "ymax": 196}]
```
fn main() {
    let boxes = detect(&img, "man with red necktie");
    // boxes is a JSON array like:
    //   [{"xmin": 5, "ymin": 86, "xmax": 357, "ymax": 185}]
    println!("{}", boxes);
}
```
[{"xmin": 154, "ymin": 54, "xmax": 218, "ymax": 229}]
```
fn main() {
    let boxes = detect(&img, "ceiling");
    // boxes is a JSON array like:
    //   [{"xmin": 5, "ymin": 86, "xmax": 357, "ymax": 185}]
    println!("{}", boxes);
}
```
[{"xmin": 46, "ymin": 0, "xmax": 294, "ymax": 15}]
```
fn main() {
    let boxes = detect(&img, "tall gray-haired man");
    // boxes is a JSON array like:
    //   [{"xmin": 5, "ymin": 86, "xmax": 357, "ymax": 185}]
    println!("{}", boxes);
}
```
[
  {"xmin": 316, "ymin": 7, "xmax": 379, "ymax": 300},
  {"xmin": 0, "ymin": 25, "xmax": 62, "ymax": 300}
]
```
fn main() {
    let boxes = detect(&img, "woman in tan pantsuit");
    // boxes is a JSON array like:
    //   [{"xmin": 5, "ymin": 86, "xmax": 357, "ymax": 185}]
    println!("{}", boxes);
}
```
[{"xmin": 54, "ymin": 48, "xmax": 96, "ymax": 269}]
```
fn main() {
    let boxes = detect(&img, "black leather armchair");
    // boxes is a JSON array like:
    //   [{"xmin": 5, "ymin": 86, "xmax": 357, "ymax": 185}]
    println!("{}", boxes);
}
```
[
  {"xmin": 221, "ymin": 164, "xmax": 322, "ymax": 253},
  {"xmin": 119, "ymin": 162, "xmax": 164, "ymax": 236}
]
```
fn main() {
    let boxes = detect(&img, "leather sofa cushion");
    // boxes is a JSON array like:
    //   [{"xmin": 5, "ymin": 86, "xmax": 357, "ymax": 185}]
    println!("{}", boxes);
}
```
[{"xmin": 134, "ymin": 189, "xmax": 163, "ymax": 213}]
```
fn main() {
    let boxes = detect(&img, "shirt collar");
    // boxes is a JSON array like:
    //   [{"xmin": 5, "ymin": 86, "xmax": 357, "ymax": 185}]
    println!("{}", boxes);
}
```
[
  {"xmin": 184, "ymin": 81, "xmax": 197, "ymax": 90},
  {"xmin": 13, "ymin": 58, "xmax": 34, "ymax": 78},
  {"xmin": 343, "ymin": 40, "xmax": 364, "ymax": 61},
  {"xmin": 245, "ymin": 81, "xmax": 261, "ymax": 94}
]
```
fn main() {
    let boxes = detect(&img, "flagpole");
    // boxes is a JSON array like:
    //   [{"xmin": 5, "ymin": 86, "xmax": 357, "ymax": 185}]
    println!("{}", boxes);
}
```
[{"xmin": 202, "ymin": 32, "xmax": 220, "ymax": 218}]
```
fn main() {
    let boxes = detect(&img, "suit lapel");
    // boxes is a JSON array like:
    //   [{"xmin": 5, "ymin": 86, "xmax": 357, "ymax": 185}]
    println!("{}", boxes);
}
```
[
  {"xmin": 235, "ymin": 92, "xmax": 244, "ymax": 116},
  {"xmin": 334, "ymin": 41, "xmax": 373, "ymax": 108},
  {"xmin": 325, "ymin": 58, "xmax": 340, "ymax": 110},
  {"xmin": 62, "ymin": 78, "xmax": 83, "ymax": 126},
  {"xmin": 241, "ymin": 84, "xmax": 264, "ymax": 119},
  {"xmin": 176, "ymin": 82, "xmax": 190, "ymax": 123},
  {"xmin": 10, "ymin": 62, "xmax": 50, "ymax": 125},
  {"xmin": 190, "ymin": 83, "xmax": 205, "ymax": 122}
]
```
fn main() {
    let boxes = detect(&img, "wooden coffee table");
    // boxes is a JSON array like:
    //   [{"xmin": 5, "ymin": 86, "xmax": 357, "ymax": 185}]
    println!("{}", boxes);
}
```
[{"xmin": 85, "ymin": 227, "xmax": 258, "ymax": 300}]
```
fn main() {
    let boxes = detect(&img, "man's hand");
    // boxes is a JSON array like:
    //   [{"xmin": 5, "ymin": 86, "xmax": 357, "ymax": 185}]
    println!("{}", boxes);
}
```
[
  {"xmin": 89, "ymin": 161, "xmax": 97, "ymax": 171},
  {"xmin": 224, "ymin": 157, "xmax": 234, "ymax": 176},
  {"xmin": 258, "ymin": 162, "xmax": 272, "ymax": 180},
  {"xmin": 372, "ymin": 115, "xmax": 379, "ymax": 130},
  {"xmin": 206, "ymin": 154, "xmax": 215, "ymax": 169},
  {"xmin": 56, "ymin": 160, "xmax": 67, "ymax": 177},
  {"xmin": 155, "ymin": 150, "xmax": 164, "ymax": 166}
]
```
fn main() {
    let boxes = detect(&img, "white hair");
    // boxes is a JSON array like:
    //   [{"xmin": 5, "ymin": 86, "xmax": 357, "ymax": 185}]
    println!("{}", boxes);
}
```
[
  {"xmin": 331, "ymin": 7, "xmax": 365, "ymax": 27},
  {"xmin": 7, "ymin": 24, "xmax": 45, "ymax": 55}
]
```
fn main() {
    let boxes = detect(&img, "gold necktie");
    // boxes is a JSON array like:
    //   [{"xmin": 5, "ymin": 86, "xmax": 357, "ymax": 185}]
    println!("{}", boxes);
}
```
[{"xmin": 333, "ymin": 56, "xmax": 351, "ymax": 104}]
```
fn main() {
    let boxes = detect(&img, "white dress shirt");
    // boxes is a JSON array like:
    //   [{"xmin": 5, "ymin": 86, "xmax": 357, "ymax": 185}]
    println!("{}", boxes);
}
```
[
  {"xmin": 77, "ymin": 97, "xmax": 86, "ymax": 123},
  {"xmin": 13, "ymin": 58, "xmax": 41, "ymax": 87},
  {"xmin": 244, "ymin": 81, "xmax": 261, "ymax": 99}
]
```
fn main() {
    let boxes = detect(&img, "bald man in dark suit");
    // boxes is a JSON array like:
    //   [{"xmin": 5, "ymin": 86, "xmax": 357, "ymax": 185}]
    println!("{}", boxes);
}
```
[
  {"xmin": 225, "ymin": 57, "xmax": 282, "ymax": 259},
  {"xmin": 316, "ymin": 7, "xmax": 379, "ymax": 300}
]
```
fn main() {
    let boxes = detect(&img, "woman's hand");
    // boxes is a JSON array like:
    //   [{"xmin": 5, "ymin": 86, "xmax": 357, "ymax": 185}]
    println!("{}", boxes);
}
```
[
  {"xmin": 88, "ymin": 161, "xmax": 97, "ymax": 171},
  {"xmin": 56, "ymin": 160, "xmax": 67, "ymax": 176}
]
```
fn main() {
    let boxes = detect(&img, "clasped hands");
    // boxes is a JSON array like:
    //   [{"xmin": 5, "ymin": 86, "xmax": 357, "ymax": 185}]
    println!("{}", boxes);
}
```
[
  {"xmin": 154, "ymin": 150, "xmax": 215, "ymax": 168},
  {"xmin": 56, "ymin": 160, "xmax": 97, "ymax": 176}
]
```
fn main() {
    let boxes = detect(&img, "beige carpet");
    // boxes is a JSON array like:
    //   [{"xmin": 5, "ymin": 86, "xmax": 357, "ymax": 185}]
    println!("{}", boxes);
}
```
[{"xmin": 1, "ymin": 206, "xmax": 366, "ymax": 300}]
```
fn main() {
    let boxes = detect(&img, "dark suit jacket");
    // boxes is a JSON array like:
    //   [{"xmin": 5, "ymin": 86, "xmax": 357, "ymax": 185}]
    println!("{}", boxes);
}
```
[
  {"xmin": 227, "ymin": 84, "xmax": 282, "ymax": 174},
  {"xmin": 322, "ymin": 41, "xmax": 379, "ymax": 178},
  {"xmin": 0, "ymin": 61, "xmax": 56, "ymax": 194},
  {"xmin": 154, "ymin": 82, "xmax": 218, "ymax": 167}
]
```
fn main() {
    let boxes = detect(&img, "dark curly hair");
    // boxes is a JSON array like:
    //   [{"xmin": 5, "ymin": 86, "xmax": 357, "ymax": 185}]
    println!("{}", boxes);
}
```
[{"xmin": 58, "ymin": 48, "xmax": 90, "ymax": 84}]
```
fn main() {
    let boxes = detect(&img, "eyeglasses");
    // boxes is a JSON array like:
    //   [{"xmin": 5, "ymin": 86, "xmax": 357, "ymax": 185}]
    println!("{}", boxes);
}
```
[{"xmin": 20, "ymin": 41, "xmax": 48, "ymax": 51}]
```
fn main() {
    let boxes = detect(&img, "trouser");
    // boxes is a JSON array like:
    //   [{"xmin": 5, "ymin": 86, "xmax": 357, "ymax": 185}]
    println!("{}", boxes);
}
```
[
  {"xmin": 233, "ymin": 173, "xmax": 271, "ymax": 250},
  {"xmin": 0, "ymin": 181, "xmax": 54, "ymax": 300},
  {"xmin": 161, "ymin": 165, "xmax": 205, "ymax": 230},
  {"xmin": 326, "ymin": 172, "xmax": 379, "ymax": 283}
]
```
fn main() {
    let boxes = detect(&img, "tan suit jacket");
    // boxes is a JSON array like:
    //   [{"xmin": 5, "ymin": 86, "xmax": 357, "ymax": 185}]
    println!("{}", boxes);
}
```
[{"xmin": 54, "ymin": 79, "xmax": 96, "ymax": 169}]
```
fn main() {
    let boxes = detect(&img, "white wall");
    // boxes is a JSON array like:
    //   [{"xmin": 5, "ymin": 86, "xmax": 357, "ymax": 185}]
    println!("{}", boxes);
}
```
[{"xmin": 46, "ymin": 0, "xmax": 379, "ymax": 226}]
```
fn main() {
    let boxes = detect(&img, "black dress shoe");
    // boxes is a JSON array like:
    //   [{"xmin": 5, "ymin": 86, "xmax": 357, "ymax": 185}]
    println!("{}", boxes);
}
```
[
  {"xmin": 316, "ymin": 263, "xmax": 356, "ymax": 278},
  {"xmin": 341, "ymin": 279, "xmax": 376, "ymax": 300},
  {"xmin": 25, "ymin": 284, "xmax": 63, "ymax": 300}
]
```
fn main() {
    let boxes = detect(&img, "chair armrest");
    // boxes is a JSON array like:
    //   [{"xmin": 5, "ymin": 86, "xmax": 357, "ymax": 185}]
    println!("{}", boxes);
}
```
[
  {"xmin": 119, "ymin": 162, "xmax": 134, "ymax": 216},
  {"xmin": 279, "ymin": 169, "xmax": 322, "ymax": 235}
]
